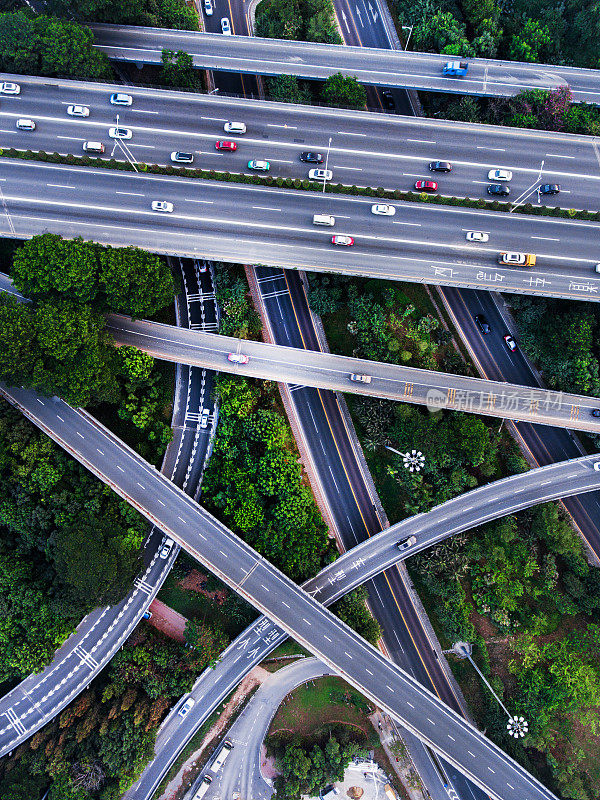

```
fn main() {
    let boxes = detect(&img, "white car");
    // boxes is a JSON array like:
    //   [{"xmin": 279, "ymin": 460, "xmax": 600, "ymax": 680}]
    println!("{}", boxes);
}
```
[
  {"xmin": 159, "ymin": 538, "xmax": 174, "ymax": 559},
  {"xmin": 309, "ymin": 168, "xmax": 333, "ymax": 181},
  {"xmin": 221, "ymin": 17, "xmax": 232, "ymax": 34},
  {"xmin": 0, "ymin": 82, "xmax": 20, "ymax": 95},
  {"xmin": 228, "ymin": 352, "xmax": 250, "ymax": 364},
  {"xmin": 466, "ymin": 231, "xmax": 489, "ymax": 242},
  {"xmin": 67, "ymin": 105, "xmax": 90, "ymax": 117},
  {"xmin": 200, "ymin": 408, "xmax": 210, "ymax": 429},
  {"xmin": 109, "ymin": 126, "xmax": 132, "ymax": 139},
  {"xmin": 371, "ymin": 203, "xmax": 396, "ymax": 216},
  {"xmin": 16, "ymin": 118, "xmax": 36, "ymax": 131},
  {"xmin": 224, "ymin": 121, "xmax": 246, "ymax": 134},
  {"xmin": 487, "ymin": 168, "xmax": 512, "ymax": 181},
  {"xmin": 178, "ymin": 698, "xmax": 195, "ymax": 718},
  {"xmin": 110, "ymin": 93, "xmax": 133, "ymax": 106},
  {"xmin": 204, "ymin": 0, "xmax": 213, "ymax": 14},
  {"xmin": 151, "ymin": 201, "xmax": 174, "ymax": 213},
  {"xmin": 594, "ymin": 461, "xmax": 600, "ymax": 471}
]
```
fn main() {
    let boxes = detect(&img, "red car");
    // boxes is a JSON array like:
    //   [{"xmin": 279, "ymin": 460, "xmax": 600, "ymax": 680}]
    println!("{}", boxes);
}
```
[
  {"xmin": 332, "ymin": 235, "xmax": 354, "ymax": 247},
  {"xmin": 415, "ymin": 180, "xmax": 438, "ymax": 192},
  {"xmin": 216, "ymin": 140, "xmax": 237, "ymax": 151}
]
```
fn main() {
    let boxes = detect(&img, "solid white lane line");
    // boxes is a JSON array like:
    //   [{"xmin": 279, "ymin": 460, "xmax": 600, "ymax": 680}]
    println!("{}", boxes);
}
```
[
  {"xmin": 76, "ymin": 431, "xmax": 84, "ymax": 438},
  {"xmin": 116, "ymin": 191, "xmax": 144, "ymax": 197},
  {"xmin": 117, "ymin": 465, "xmax": 125, "ymax": 472}
]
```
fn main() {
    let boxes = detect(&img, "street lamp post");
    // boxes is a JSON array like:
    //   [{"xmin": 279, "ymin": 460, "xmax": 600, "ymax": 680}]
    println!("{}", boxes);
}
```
[
  {"xmin": 451, "ymin": 642, "xmax": 529, "ymax": 738},
  {"xmin": 509, "ymin": 159, "xmax": 545, "ymax": 212},
  {"xmin": 385, "ymin": 446, "xmax": 425, "ymax": 472},
  {"xmin": 401, "ymin": 25, "xmax": 413, "ymax": 49},
  {"xmin": 323, "ymin": 136, "xmax": 332, "ymax": 193}
]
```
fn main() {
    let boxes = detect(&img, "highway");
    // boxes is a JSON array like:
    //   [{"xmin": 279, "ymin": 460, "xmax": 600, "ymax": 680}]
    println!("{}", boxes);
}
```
[
  {"xmin": 0, "ymin": 258, "xmax": 219, "ymax": 762},
  {"xmin": 4, "ymin": 74, "xmax": 599, "ymax": 209},
  {"xmin": 0, "ymin": 383, "xmax": 593, "ymax": 800},
  {"xmin": 3, "ymin": 159, "xmax": 600, "ymax": 302},
  {"xmin": 90, "ymin": 24, "xmax": 600, "ymax": 102},
  {"xmin": 108, "ymin": 314, "xmax": 600, "ymax": 433}
]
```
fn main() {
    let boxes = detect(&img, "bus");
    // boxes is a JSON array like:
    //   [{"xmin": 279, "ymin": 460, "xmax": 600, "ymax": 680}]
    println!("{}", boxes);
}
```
[
  {"xmin": 193, "ymin": 775, "xmax": 212, "ymax": 800},
  {"xmin": 210, "ymin": 739, "xmax": 233, "ymax": 774}
]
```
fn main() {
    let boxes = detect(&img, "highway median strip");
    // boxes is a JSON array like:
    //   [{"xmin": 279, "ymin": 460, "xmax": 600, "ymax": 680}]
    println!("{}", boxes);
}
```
[{"xmin": 2, "ymin": 146, "xmax": 599, "ymax": 222}]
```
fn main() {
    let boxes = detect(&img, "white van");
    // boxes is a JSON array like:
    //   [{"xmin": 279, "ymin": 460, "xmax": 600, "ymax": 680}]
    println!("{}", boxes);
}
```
[
  {"xmin": 83, "ymin": 141, "xmax": 105, "ymax": 154},
  {"xmin": 313, "ymin": 214, "xmax": 335, "ymax": 226},
  {"xmin": 350, "ymin": 373, "xmax": 372, "ymax": 383}
]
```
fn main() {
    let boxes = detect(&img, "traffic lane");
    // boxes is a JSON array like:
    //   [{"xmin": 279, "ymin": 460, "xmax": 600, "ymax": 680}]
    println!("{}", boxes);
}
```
[
  {"xmin": 4, "ymin": 70, "xmax": 597, "ymax": 165},
  {"xmin": 0, "ymin": 533, "xmax": 174, "ymax": 754},
  {"xmin": 440, "ymin": 286, "xmax": 600, "ymax": 559},
  {"xmin": 6, "ymin": 159, "xmax": 600, "ymax": 267},
  {"xmin": 2, "ymin": 388, "xmax": 556, "ymax": 800},
  {"xmin": 309, "ymin": 454, "xmax": 600, "ymax": 603},
  {"xmin": 3, "ymin": 76, "xmax": 600, "ymax": 203},
  {"xmin": 0, "ymin": 117, "xmax": 595, "ymax": 208},
  {"xmin": 90, "ymin": 25, "xmax": 584, "ymax": 99},
  {"xmin": 107, "ymin": 316, "xmax": 600, "ymax": 433}
]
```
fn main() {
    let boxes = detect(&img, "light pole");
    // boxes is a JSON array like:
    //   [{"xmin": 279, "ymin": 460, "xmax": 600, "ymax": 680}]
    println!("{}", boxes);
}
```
[
  {"xmin": 452, "ymin": 642, "xmax": 529, "ymax": 738},
  {"xmin": 111, "ymin": 113, "xmax": 139, "ymax": 172},
  {"xmin": 401, "ymin": 25, "xmax": 413, "ymax": 49},
  {"xmin": 323, "ymin": 136, "xmax": 332, "ymax": 193},
  {"xmin": 385, "ymin": 446, "xmax": 425, "ymax": 472},
  {"xmin": 209, "ymin": 87, "xmax": 220, "ymax": 95},
  {"xmin": 509, "ymin": 159, "xmax": 544, "ymax": 212}
]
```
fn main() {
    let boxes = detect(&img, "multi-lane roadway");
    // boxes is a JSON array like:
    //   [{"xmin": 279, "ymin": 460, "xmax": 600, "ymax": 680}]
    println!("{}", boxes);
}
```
[
  {"xmin": 3, "ymin": 382, "xmax": 598, "ymax": 800},
  {"xmin": 90, "ymin": 24, "xmax": 600, "ymax": 102},
  {"xmin": 1, "ymin": 74, "xmax": 599, "ymax": 210},
  {"xmin": 3, "ymin": 159, "xmax": 600, "ymax": 301},
  {"xmin": 108, "ymin": 314, "xmax": 600, "ymax": 432}
]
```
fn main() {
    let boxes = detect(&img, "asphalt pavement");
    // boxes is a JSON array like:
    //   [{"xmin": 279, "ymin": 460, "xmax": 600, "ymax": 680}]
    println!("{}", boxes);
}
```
[
  {"xmin": 0, "ymin": 383, "xmax": 570, "ymax": 800},
  {"xmin": 108, "ymin": 314, "xmax": 600, "ymax": 433},
  {"xmin": 90, "ymin": 24, "xmax": 600, "ymax": 102},
  {"xmin": 1, "ymin": 73, "xmax": 599, "ymax": 210},
  {"xmin": 3, "ymin": 159, "xmax": 600, "ymax": 302}
]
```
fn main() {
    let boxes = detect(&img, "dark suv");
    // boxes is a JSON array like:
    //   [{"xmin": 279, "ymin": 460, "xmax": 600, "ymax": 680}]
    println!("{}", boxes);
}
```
[
  {"xmin": 429, "ymin": 161, "xmax": 452, "ymax": 172},
  {"xmin": 487, "ymin": 183, "xmax": 510, "ymax": 197},
  {"xmin": 300, "ymin": 152, "xmax": 324, "ymax": 163},
  {"xmin": 475, "ymin": 314, "xmax": 491, "ymax": 334}
]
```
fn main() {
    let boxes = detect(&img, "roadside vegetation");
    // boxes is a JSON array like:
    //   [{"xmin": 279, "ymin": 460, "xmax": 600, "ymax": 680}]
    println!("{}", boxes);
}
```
[
  {"xmin": 47, "ymin": 0, "xmax": 198, "ymax": 31},
  {"xmin": 256, "ymin": 0, "xmax": 342, "ymax": 44},
  {"xmin": 0, "ymin": 11, "xmax": 112, "ymax": 80},
  {"xmin": 311, "ymin": 272, "xmax": 600, "ymax": 800},
  {"xmin": 393, "ymin": 0, "xmax": 599, "ymax": 67},
  {"xmin": 0, "ymin": 622, "xmax": 223, "ymax": 799}
]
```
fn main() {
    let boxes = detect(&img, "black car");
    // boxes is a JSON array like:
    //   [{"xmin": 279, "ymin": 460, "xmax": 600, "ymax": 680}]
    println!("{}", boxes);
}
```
[
  {"xmin": 300, "ymin": 152, "xmax": 324, "ymax": 163},
  {"xmin": 592, "ymin": 409, "xmax": 600, "ymax": 418},
  {"xmin": 475, "ymin": 314, "xmax": 491, "ymax": 334},
  {"xmin": 429, "ymin": 160, "xmax": 452, "ymax": 173},
  {"xmin": 382, "ymin": 90, "xmax": 396, "ymax": 110},
  {"xmin": 540, "ymin": 183, "xmax": 561, "ymax": 195},
  {"xmin": 487, "ymin": 183, "xmax": 510, "ymax": 197}
]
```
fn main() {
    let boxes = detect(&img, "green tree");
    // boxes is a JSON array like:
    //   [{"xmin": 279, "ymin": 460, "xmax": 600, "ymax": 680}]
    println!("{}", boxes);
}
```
[
  {"xmin": 160, "ymin": 49, "xmax": 199, "ymax": 89},
  {"xmin": 98, "ymin": 246, "xmax": 176, "ymax": 317},
  {"xmin": 411, "ymin": 11, "xmax": 471, "ymax": 55},
  {"xmin": 268, "ymin": 74, "xmax": 311, "ymax": 104},
  {"xmin": 509, "ymin": 18, "xmax": 552, "ymax": 63},
  {"xmin": 0, "ymin": 12, "xmax": 111, "ymax": 80},
  {"xmin": 322, "ymin": 73, "xmax": 366, "ymax": 109}
]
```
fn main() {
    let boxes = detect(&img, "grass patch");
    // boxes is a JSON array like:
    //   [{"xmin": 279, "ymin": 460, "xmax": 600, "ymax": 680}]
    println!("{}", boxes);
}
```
[
  {"xmin": 267, "ymin": 675, "xmax": 377, "ymax": 745},
  {"xmin": 261, "ymin": 641, "xmax": 310, "ymax": 672}
]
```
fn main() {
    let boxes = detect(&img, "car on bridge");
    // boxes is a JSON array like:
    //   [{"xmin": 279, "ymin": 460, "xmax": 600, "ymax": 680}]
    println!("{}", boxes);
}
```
[
  {"xmin": 466, "ymin": 231, "xmax": 489, "ymax": 242},
  {"xmin": 216, "ymin": 140, "xmax": 237, "ymax": 151},
  {"xmin": 109, "ymin": 126, "xmax": 132, "ymax": 139},
  {"xmin": 487, "ymin": 183, "xmax": 510, "ymax": 196},
  {"xmin": 248, "ymin": 160, "xmax": 270, "ymax": 171},
  {"xmin": 488, "ymin": 168, "xmax": 512, "ymax": 181},
  {"xmin": 429, "ymin": 161, "xmax": 452, "ymax": 173},
  {"xmin": 67, "ymin": 105, "xmax": 89, "ymax": 117},
  {"xmin": 309, "ymin": 168, "xmax": 333, "ymax": 181},
  {"xmin": 540, "ymin": 183, "xmax": 561, "ymax": 195},
  {"xmin": 228, "ymin": 352, "xmax": 250, "ymax": 364},
  {"xmin": 371, "ymin": 204, "xmax": 396, "ymax": 216},
  {"xmin": 152, "ymin": 201, "xmax": 173, "ymax": 213},
  {"xmin": 499, "ymin": 252, "xmax": 536, "ymax": 266},
  {"xmin": 0, "ymin": 81, "xmax": 20, "ymax": 95},
  {"xmin": 301, "ymin": 152, "xmax": 324, "ymax": 163},
  {"xmin": 415, "ymin": 180, "xmax": 437, "ymax": 192},
  {"xmin": 332, "ymin": 235, "xmax": 354, "ymax": 246},
  {"xmin": 110, "ymin": 92, "xmax": 133, "ymax": 106}
]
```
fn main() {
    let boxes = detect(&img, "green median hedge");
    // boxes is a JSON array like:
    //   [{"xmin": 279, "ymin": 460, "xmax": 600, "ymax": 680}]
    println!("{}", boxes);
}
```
[{"xmin": 2, "ymin": 147, "xmax": 599, "ymax": 221}]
